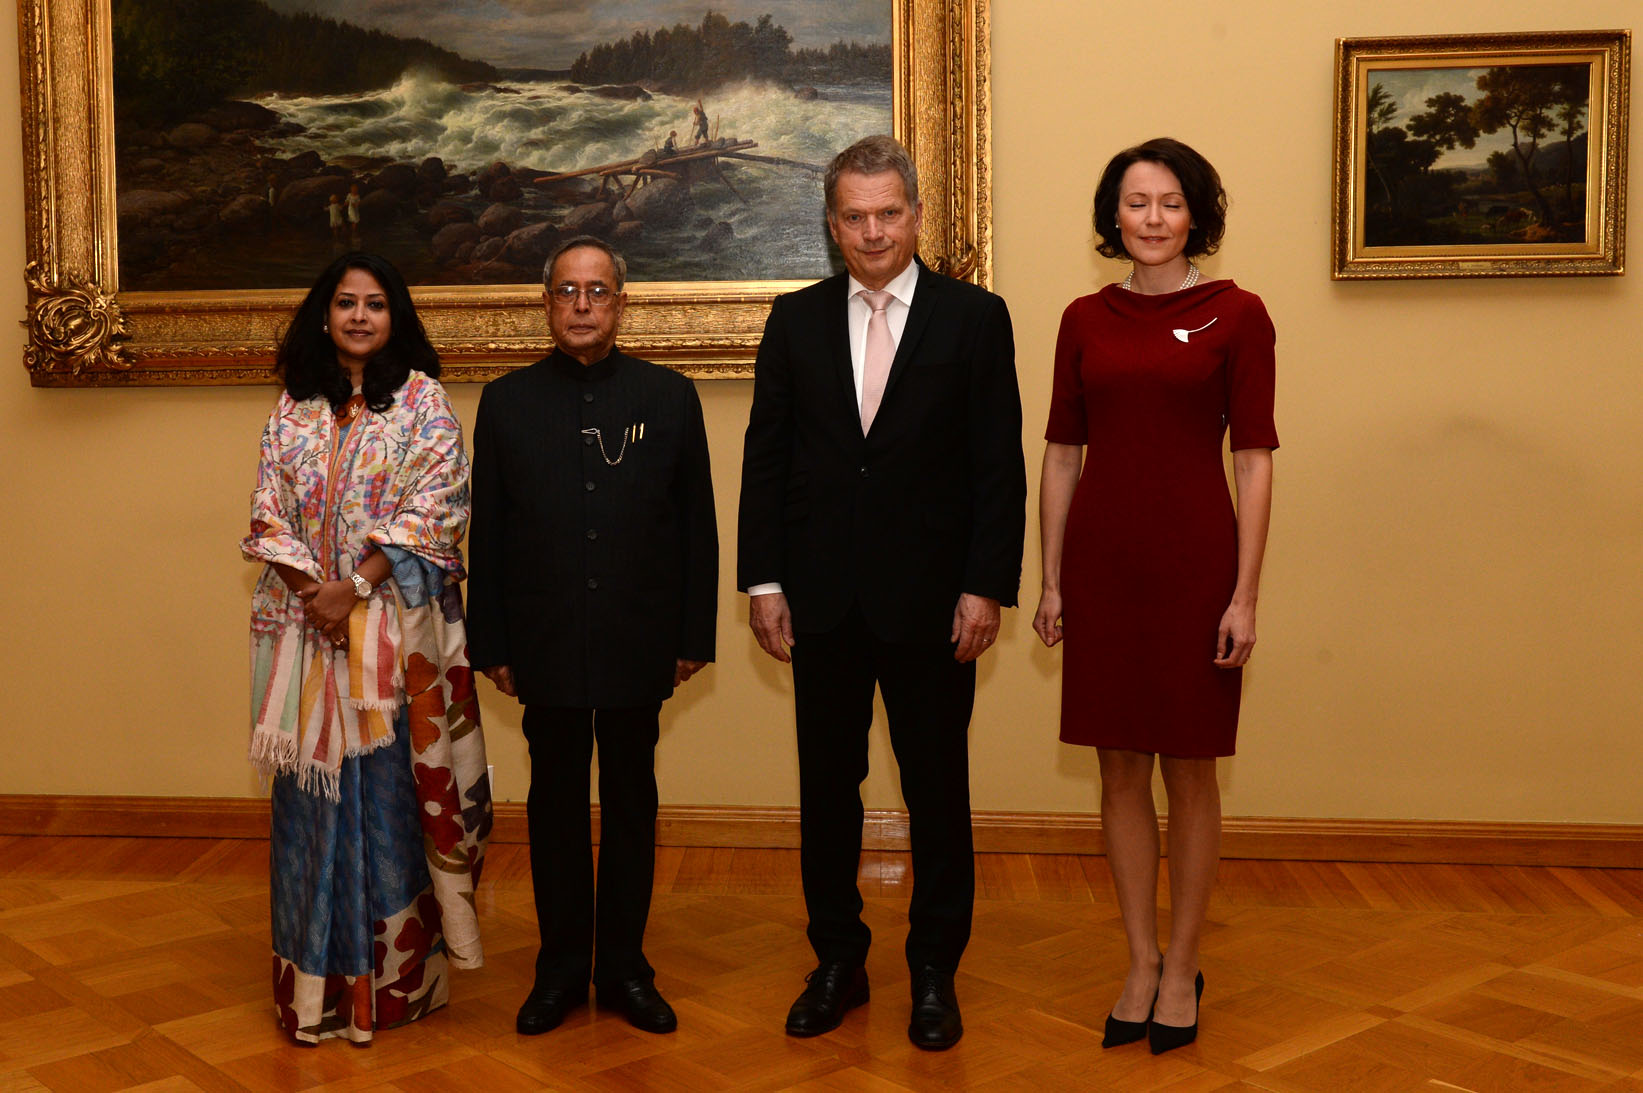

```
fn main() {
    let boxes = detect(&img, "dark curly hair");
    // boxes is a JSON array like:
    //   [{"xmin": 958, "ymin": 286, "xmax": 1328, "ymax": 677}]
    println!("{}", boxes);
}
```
[
  {"xmin": 1092, "ymin": 138, "xmax": 1227, "ymax": 261},
  {"xmin": 275, "ymin": 252, "xmax": 439, "ymax": 413}
]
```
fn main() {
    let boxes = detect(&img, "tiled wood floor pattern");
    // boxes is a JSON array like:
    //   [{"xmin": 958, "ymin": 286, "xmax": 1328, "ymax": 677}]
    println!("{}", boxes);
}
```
[{"xmin": 4, "ymin": 836, "xmax": 1643, "ymax": 1091}]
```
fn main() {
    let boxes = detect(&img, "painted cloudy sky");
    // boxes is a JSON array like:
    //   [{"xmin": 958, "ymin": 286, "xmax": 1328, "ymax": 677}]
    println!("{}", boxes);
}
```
[
  {"xmin": 263, "ymin": 1, "xmax": 890, "ymax": 70},
  {"xmin": 1372, "ymin": 66, "xmax": 1586, "ymax": 172}
]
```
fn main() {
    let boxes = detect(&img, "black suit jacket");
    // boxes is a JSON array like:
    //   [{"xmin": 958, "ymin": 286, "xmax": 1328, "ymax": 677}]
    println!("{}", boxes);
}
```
[
  {"xmin": 468, "ymin": 349, "xmax": 717, "ymax": 708},
  {"xmin": 737, "ymin": 261, "xmax": 1025, "ymax": 642}
]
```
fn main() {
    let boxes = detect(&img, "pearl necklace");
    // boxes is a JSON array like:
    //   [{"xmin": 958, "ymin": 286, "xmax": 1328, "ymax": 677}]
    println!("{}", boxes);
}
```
[{"xmin": 1122, "ymin": 262, "xmax": 1200, "ymax": 293}]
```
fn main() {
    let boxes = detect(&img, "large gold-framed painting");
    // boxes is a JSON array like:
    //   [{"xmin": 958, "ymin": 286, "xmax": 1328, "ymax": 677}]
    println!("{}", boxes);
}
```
[{"xmin": 19, "ymin": 0, "xmax": 992, "ymax": 386}]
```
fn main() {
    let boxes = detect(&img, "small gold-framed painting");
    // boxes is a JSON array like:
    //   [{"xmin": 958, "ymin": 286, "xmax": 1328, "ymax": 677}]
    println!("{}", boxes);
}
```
[{"xmin": 1332, "ymin": 30, "xmax": 1629, "ymax": 279}]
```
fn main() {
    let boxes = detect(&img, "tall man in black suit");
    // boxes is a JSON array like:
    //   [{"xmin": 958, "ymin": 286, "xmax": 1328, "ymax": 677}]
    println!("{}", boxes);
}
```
[
  {"xmin": 737, "ymin": 135, "xmax": 1026, "ymax": 1050},
  {"xmin": 467, "ymin": 236, "xmax": 717, "ymax": 1038}
]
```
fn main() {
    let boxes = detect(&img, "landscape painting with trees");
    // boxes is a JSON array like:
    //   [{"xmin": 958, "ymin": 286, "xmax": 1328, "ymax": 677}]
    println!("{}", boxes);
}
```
[
  {"xmin": 111, "ymin": 0, "xmax": 893, "ymax": 290},
  {"xmin": 1361, "ymin": 62, "xmax": 1592, "ymax": 248}
]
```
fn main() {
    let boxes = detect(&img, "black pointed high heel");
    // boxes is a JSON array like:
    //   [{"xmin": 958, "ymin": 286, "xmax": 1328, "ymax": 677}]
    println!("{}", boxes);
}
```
[
  {"xmin": 1102, "ymin": 1002, "xmax": 1153, "ymax": 1048},
  {"xmin": 1148, "ymin": 971, "xmax": 1204, "ymax": 1055},
  {"xmin": 1102, "ymin": 960, "xmax": 1161, "ymax": 1048}
]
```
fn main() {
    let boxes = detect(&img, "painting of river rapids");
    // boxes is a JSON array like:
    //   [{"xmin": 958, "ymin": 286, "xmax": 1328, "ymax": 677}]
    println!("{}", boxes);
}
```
[{"xmin": 112, "ymin": 1, "xmax": 892, "ymax": 290}]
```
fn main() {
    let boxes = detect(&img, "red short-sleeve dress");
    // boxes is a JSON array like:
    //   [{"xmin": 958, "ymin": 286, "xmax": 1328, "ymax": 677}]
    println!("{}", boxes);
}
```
[{"xmin": 1044, "ymin": 280, "xmax": 1278, "ymax": 757}]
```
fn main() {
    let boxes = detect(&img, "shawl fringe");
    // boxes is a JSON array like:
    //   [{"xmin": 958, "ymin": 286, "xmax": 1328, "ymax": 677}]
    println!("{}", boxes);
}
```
[
  {"xmin": 347, "ymin": 696, "xmax": 405, "ymax": 713},
  {"xmin": 248, "ymin": 720, "xmax": 400, "ymax": 803}
]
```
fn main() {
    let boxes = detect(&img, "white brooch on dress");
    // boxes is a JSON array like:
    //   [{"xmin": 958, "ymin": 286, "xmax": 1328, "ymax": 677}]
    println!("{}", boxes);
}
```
[{"xmin": 1172, "ymin": 318, "xmax": 1218, "ymax": 343}]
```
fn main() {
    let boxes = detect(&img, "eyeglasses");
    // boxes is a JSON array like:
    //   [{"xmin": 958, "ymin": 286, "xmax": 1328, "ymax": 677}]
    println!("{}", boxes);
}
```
[{"xmin": 549, "ymin": 284, "xmax": 619, "ymax": 308}]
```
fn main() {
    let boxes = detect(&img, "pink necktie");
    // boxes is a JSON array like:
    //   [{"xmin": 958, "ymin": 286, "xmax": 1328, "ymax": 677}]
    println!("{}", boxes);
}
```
[{"xmin": 858, "ymin": 289, "xmax": 893, "ymax": 433}]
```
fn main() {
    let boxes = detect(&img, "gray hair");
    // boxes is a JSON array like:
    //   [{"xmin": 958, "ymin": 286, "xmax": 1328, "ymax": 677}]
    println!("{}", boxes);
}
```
[
  {"xmin": 543, "ymin": 235, "xmax": 628, "ymax": 290},
  {"xmin": 824, "ymin": 134, "xmax": 920, "ymax": 216}
]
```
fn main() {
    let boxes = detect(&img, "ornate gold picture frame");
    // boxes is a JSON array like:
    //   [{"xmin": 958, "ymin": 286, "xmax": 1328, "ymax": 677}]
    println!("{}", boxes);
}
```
[
  {"xmin": 1332, "ymin": 30, "xmax": 1628, "ymax": 280},
  {"xmin": 19, "ymin": 0, "xmax": 992, "ymax": 386}
]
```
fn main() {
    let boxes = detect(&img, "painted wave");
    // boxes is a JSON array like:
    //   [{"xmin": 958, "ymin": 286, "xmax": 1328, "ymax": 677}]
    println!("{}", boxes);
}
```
[
  {"xmin": 248, "ymin": 72, "xmax": 892, "ymax": 281},
  {"xmin": 257, "ymin": 71, "xmax": 889, "ymax": 176}
]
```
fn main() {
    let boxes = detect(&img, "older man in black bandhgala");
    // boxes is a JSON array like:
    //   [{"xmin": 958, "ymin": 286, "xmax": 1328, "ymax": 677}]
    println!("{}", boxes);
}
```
[{"xmin": 467, "ymin": 235, "xmax": 717, "ymax": 1038}]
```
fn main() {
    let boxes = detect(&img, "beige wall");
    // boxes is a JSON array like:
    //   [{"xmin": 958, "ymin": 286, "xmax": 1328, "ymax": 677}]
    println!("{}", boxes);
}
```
[{"xmin": 3, "ymin": 2, "xmax": 1639, "ymax": 823}]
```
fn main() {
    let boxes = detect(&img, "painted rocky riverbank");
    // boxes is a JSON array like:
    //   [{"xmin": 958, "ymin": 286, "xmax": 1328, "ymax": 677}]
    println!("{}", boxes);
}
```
[{"xmin": 115, "ymin": 93, "xmax": 743, "ymax": 291}]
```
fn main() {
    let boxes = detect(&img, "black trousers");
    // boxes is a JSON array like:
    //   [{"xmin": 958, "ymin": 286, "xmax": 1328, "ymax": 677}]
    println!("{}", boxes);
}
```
[
  {"xmin": 790, "ymin": 603, "xmax": 977, "ymax": 973},
  {"xmin": 522, "ymin": 703, "xmax": 661, "ymax": 988}
]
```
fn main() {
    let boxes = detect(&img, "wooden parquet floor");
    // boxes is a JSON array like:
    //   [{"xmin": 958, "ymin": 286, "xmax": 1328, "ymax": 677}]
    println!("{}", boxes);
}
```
[{"xmin": 5, "ymin": 837, "xmax": 1643, "ymax": 1091}]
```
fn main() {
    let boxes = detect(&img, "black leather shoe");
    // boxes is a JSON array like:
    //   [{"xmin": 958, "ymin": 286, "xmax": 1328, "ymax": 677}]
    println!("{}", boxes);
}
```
[
  {"xmin": 1148, "ymin": 971, "xmax": 1205, "ymax": 1055},
  {"xmin": 907, "ymin": 967, "xmax": 962, "ymax": 1050},
  {"xmin": 598, "ymin": 977, "xmax": 678, "ymax": 1033},
  {"xmin": 785, "ymin": 962, "xmax": 869, "ymax": 1037},
  {"xmin": 515, "ymin": 982, "xmax": 586, "ymax": 1035}
]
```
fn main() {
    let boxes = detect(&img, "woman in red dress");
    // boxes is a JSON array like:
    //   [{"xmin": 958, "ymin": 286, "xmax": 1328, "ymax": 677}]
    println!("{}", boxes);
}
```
[{"xmin": 1033, "ymin": 138, "xmax": 1277, "ymax": 1055}]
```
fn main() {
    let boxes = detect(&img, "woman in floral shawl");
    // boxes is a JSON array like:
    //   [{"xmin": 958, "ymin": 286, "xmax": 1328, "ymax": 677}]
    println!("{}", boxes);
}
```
[{"xmin": 242, "ymin": 252, "xmax": 491, "ymax": 1044}]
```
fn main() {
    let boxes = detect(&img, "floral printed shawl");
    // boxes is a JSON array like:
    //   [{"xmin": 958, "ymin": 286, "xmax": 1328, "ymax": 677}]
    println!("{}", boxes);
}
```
[{"xmin": 242, "ymin": 371, "xmax": 490, "ymax": 967}]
